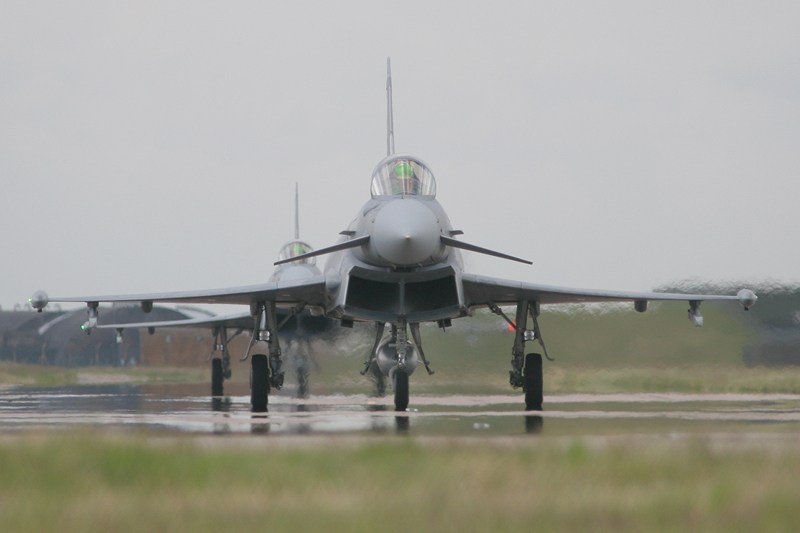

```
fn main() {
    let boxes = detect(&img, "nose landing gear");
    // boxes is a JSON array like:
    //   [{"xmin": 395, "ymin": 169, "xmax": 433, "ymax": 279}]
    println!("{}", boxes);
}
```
[{"xmin": 360, "ymin": 320, "xmax": 434, "ymax": 412}]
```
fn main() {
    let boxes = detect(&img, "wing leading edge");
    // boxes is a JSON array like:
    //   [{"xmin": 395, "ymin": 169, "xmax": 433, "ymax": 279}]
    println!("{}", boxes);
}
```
[
  {"xmin": 31, "ymin": 275, "xmax": 328, "ymax": 310},
  {"xmin": 461, "ymin": 272, "xmax": 757, "ymax": 311}
]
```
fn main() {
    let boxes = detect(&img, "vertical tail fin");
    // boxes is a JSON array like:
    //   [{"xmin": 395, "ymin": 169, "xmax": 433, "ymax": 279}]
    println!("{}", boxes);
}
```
[
  {"xmin": 386, "ymin": 57, "xmax": 394, "ymax": 156},
  {"xmin": 294, "ymin": 182, "xmax": 300, "ymax": 240}
]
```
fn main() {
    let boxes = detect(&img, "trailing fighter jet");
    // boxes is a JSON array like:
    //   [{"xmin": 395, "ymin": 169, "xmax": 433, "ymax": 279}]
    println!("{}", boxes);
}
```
[
  {"xmin": 31, "ymin": 59, "xmax": 757, "ymax": 413},
  {"xmin": 97, "ymin": 184, "xmax": 332, "ymax": 399}
]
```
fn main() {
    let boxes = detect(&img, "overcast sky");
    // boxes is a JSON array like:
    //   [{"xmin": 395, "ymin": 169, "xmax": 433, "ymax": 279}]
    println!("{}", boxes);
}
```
[{"xmin": 2, "ymin": 1, "xmax": 798, "ymax": 311}]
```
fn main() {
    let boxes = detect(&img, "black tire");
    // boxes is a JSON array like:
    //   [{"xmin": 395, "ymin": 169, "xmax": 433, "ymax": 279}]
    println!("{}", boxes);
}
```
[
  {"xmin": 251, "ymin": 354, "xmax": 270, "ymax": 412},
  {"xmin": 296, "ymin": 362, "xmax": 309, "ymax": 399},
  {"xmin": 394, "ymin": 369, "xmax": 409, "ymax": 412},
  {"xmin": 524, "ymin": 353, "xmax": 543, "ymax": 411},
  {"xmin": 211, "ymin": 358, "xmax": 224, "ymax": 397}
]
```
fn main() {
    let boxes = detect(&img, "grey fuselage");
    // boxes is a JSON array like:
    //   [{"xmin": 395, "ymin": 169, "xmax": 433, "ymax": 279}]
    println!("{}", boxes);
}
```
[{"xmin": 321, "ymin": 193, "xmax": 467, "ymax": 325}]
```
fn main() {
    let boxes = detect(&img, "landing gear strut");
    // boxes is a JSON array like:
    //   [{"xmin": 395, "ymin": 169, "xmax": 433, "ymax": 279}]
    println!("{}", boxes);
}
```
[{"xmin": 361, "ymin": 321, "xmax": 387, "ymax": 397}]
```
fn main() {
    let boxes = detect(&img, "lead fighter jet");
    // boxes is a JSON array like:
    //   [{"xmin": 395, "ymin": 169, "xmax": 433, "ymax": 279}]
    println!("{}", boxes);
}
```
[{"xmin": 31, "ymin": 59, "xmax": 757, "ymax": 412}]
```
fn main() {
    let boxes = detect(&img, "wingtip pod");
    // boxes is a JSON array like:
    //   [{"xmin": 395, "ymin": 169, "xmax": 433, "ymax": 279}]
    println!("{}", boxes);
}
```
[
  {"xmin": 737, "ymin": 289, "xmax": 757, "ymax": 310},
  {"xmin": 29, "ymin": 291, "xmax": 48, "ymax": 312}
]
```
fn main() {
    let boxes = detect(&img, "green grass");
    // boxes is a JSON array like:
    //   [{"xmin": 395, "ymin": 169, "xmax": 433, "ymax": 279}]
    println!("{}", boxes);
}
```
[
  {"xmin": 419, "ymin": 302, "xmax": 756, "ymax": 370},
  {"xmin": 0, "ymin": 362, "xmax": 79, "ymax": 387},
  {"xmin": 544, "ymin": 365, "xmax": 800, "ymax": 395},
  {"xmin": 1, "ymin": 432, "xmax": 800, "ymax": 532},
  {"xmin": 0, "ymin": 362, "xmax": 209, "ymax": 388}
]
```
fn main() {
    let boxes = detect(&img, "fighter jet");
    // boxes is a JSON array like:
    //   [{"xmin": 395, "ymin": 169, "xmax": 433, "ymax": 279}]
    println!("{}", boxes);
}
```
[
  {"xmin": 92, "ymin": 184, "xmax": 332, "ymax": 399},
  {"xmin": 31, "ymin": 59, "xmax": 757, "ymax": 413}
]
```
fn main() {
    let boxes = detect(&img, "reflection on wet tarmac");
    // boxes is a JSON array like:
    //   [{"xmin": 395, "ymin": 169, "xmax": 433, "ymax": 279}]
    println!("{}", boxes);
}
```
[
  {"xmin": 525, "ymin": 415, "xmax": 544, "ymax": 434},
  {"xmin": 395, "ymin": 415, "xmax": 410, "ymax": 433},
  {"xmin": 250, "ymin": 413, "xmax": 270, "ymax": 435},
  {"xmin": 3, "ymin": 385, "xmax": 800, "ymax": 436},
  {"xmin": 211, "ymin": 397, "xmax": 231, "ymax": 413}
]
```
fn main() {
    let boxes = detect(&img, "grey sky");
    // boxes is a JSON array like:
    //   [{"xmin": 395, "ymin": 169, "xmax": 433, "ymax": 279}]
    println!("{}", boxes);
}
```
[{"xmin": 2, "ymin": 1, "xmax": 798, "ymax": 311}]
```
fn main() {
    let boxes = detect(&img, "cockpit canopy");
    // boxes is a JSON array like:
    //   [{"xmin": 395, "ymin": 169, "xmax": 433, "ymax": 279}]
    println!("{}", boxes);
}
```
[
  {"xmin": 277, "ymin": 240, "xmax": 316, "ymax": 265},
  {"xmin": 370, "ymin": 154, "xmax": 436, "ymax": 198}
]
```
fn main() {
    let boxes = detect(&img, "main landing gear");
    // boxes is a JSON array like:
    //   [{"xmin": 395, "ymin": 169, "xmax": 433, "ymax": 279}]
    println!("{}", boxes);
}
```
[
  {"xmin": 490, "ymin": 300, "xmax": 550, "ymax": 411},
  {"xmin": 245, "ymin": 301, "xmax": 285, "ymax": 412},
  {"xmin": 361, "ymin": 320, "xmax": 434, "ymax": 412},
  {"xmin": 209, "ymin": 326, "xmax": 240, "ymax": 397}
]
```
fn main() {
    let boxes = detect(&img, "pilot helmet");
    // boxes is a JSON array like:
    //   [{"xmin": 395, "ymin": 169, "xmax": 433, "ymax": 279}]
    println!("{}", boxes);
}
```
[
  {"xmin": 395, "ymin": 161, "xmax": 415, "ymax": 177},
  {"xmin": 393, "ymin": 161, "xmax": 418, "ymax": 193},
  {"xmin": 291, "ymin": 243, "xmax": 305, "ymax": 257}
]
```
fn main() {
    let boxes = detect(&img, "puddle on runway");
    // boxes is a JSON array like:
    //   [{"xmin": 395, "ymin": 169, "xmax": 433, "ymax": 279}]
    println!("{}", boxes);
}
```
[{"xmin": 3, "ymin": 384, "xmax": 800, "ymax": 437}]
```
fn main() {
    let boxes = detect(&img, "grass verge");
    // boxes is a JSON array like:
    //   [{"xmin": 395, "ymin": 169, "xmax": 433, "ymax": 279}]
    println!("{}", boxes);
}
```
[
  {"xmin": 0, "ymin": 362, "xmax": 208, "ymax": 388},
  {"xmin": 1, "ymin": 431, "xmax": 800, "ymax": 532}
]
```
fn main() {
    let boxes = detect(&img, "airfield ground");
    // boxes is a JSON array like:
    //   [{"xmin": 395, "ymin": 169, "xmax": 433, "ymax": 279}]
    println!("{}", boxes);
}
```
[
  {"xmin": 6, "ymin": 360, "xmax": 800, "ymax": 396},
  {"xmin": 2, "ymin": 429, "xmax": 800, "ymax": 533},
  {"xmin": 2, "ymin": 300, "xmax": 800, "ymax": 532},
  {"xmin": 3, "ymin": 366, "xmax": 800, "ymax": 531}
]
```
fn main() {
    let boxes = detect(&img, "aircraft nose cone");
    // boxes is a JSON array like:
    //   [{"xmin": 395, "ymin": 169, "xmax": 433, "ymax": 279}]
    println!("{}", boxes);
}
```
[{"xmin": 371, "ymin": 199, "xmax": 440, "ymax": 265}]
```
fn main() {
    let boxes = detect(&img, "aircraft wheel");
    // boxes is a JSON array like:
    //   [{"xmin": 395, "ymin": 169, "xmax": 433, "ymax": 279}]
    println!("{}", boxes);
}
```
[
  {"xmin": 394, "ymin": 369, "xmax": 409, "ymax": 412},
  {"xmin": 251, "ymin": 354, "xmax": 271, "ymax": 412},
  {"xmin": 211, "ymin": 358, "xmax": 224, "ymax": 397},
  {"xmin": 296, "ymin": 361, "xmax": 309, "ymax": 399},
  {"xmin": 524, "ymin": 353, "xmax": 543, "ymax": 411}
]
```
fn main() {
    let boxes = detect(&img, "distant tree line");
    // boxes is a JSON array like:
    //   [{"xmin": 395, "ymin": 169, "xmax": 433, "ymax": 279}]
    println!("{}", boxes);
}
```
[{"xmin": 656, "ymin": 280, "xmax": 800, "ymax": 366}]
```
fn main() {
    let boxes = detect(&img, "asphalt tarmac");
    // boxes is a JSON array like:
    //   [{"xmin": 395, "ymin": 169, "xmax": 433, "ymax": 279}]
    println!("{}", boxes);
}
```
[{"xmin": 3, "ymin": 383, "xmax": 800, "ymax": 439}]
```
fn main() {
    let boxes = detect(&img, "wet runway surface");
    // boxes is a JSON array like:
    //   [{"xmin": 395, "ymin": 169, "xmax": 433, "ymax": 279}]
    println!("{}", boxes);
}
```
[{"xmin": 4, "ymin": 384, "xmax": 800, "ymax": 438}]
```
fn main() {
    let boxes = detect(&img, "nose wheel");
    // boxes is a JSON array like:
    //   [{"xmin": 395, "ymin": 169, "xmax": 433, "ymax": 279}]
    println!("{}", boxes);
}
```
[{"xmin": 393, "ymin": 369, "xmax": 409, "ymax": 412}]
